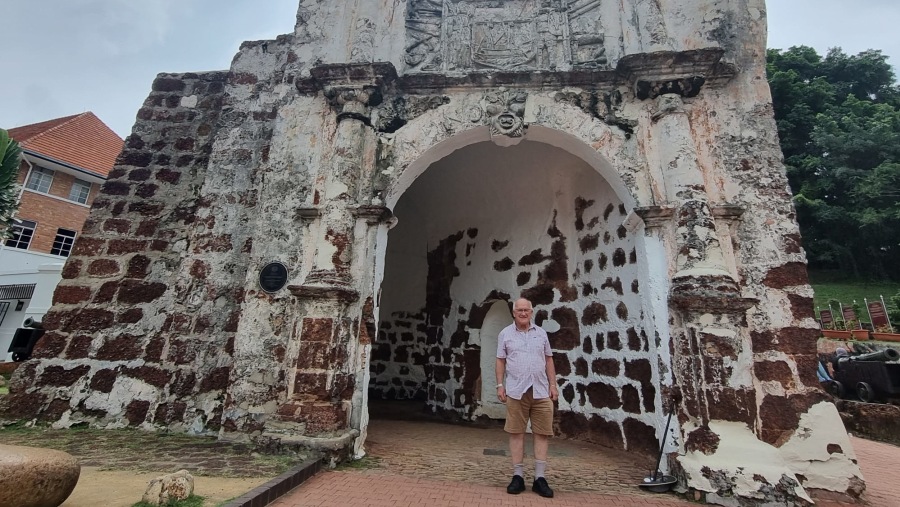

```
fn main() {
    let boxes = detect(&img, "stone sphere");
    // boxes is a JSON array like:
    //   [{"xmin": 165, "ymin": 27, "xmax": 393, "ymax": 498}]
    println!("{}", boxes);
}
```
[{"xmin": 0, "ymin": 444, "xmax": 81, "ymax": 507}]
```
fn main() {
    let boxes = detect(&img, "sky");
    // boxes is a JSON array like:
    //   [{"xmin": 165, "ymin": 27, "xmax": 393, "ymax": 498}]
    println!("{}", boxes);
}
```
[{"xmin": 2, "ymin": 0, "xmax": 899, "ymax": 139}]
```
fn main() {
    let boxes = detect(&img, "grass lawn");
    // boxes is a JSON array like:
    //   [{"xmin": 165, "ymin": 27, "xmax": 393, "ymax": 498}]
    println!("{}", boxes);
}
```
[{"xmin": 809, "ymin": 270, "xmax": 900, "ymax": 324}]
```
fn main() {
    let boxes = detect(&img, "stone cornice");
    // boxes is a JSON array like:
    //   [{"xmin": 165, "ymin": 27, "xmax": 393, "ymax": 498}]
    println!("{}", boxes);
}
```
[
  {"xmin": 711, "ymin": 204, "xmax": 746, "ymax": 221},
  {"xmin": 634, "ymin": 205, "xmax": 677, "ymax": 229},
  {"xmin": 351, "ymin": 205, "xmax": 393, "ymax": 224},
  {"xmin": 296, "ymin": 49, "xmax": 735, "ymax": 99},
  {"xmin": 296, "ymin": 62, "xmax": 398, "ymax": 94},
  {"xmin": 633, "ymin": 203, "xmax": 745, "ymax": 229}
]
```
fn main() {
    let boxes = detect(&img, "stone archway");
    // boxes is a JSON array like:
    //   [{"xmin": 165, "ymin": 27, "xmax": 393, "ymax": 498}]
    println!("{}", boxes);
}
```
[{"xmin": 367, "ymin": 128, "xmax": 669, "ymax": 457}]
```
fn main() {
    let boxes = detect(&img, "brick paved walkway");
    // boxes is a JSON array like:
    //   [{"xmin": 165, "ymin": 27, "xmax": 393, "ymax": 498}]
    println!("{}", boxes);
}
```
[{"xmin": 273, "ymin": 411, "xmax": 900, "ymax": 507}]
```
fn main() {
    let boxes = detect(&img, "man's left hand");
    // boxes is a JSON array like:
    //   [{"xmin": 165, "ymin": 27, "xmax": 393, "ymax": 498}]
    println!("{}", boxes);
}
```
[{"xmin": 549, "ymin": 384, "xmax": 559, "ymax": 401}]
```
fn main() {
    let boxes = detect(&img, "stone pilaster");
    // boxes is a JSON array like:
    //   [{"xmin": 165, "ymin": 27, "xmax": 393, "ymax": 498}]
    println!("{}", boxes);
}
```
[
  {"xmin": 651, "ymin": 94, "xmax": 735, "ymax": 293},
  {"xmin": 647, "ymin": 94, "xmax": 758, "ymax": 429},
  {"xmin": 269, "ymin": 66, "xmax": 392, "ymax": 451},
  {"xmin": 298, "ymin": 86, "xmax": 380, "ymax": 298}
]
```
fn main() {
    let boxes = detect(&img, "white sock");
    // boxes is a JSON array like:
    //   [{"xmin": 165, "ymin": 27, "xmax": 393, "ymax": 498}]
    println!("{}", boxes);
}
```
[{"xmin": 535, "ymin": 460, "xmax": 546, "ymax": 479}]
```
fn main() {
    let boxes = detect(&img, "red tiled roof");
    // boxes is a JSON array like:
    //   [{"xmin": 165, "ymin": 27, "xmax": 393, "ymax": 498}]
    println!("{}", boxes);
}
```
[{"xmin": 8, "ymin": 112, "xmax": 124, "ymax": 178}]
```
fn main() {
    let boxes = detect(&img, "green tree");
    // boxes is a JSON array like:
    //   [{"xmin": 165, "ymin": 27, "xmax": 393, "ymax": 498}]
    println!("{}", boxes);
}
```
[
  {"xmin": 768, "ymin": 46, "xmax": 900, "ymax": 280},
  {"xmin": 0, "ymin": 129, "xmax": 22, "ymax": 237}
]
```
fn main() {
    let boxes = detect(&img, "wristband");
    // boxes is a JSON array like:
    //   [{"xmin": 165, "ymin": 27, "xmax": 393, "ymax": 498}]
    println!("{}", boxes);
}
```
[{"xmin": 496, "ymin": 384, "xmax": 503, "ymax": 389}]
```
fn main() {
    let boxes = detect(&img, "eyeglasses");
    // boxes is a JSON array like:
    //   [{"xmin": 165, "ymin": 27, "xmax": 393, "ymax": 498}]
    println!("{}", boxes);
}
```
[{"xmin": 514, "ymin": 309, "xmax": 532, "ymax": 313}]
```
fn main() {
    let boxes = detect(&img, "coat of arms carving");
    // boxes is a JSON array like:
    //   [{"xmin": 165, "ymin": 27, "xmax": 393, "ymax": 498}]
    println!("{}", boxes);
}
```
[{"xmin": 404, "ymin": 0, "xmax": 617, "ymax": 73}]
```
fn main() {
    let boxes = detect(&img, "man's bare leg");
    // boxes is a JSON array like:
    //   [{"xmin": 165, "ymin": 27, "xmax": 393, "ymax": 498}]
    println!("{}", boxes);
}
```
[
  {"xmin": 510, "ymin": 432, "xmax": 526, "ymax": 467},
  {"xmin": 533, "ymin": 433, "xmax": 549, "ymax": 461}
]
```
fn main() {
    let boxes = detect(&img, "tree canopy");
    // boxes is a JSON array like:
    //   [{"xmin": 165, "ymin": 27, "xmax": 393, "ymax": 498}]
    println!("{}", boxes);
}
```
[
  {"xmin": 0, "ymin": 129, "xmax": 22, "ymax": 236},
  {"xmin": 767, "ymin": 46, "xmax": 900, "ymax": 280}
]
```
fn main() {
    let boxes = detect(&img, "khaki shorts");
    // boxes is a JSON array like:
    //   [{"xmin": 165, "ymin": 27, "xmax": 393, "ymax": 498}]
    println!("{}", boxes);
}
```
[{"xmin": 504, "ymin": 387, "xmax": 554, "ymax": 436}]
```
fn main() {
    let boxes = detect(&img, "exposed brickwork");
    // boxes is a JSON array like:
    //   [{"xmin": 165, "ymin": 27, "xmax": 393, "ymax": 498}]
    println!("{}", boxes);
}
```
[
  {"xmin": 373, "ymin": 196, "xmax": 654, "ymax": 450},
  {"xmin": 2, "ymin": 71, "xmax": 235, "ymax": 433}
]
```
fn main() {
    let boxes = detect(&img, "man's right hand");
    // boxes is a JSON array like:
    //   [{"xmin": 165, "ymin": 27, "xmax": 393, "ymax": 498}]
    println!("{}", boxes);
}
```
[{"xmin": 497, "ymin": 385, "xmax": 507, "ymax": 403}]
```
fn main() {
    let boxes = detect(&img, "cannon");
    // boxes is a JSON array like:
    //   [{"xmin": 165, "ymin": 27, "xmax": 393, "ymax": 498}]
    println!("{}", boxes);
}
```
[
  {"xmin": 22, "ymin": 317, "xmax": 43, "ymax": 329},
  {"xmin": 7, "ymin": 317, "xmax": 46, "ymax": 362},
  {"xmin": 828, "ymin": 348, "xmax": 900, "ymax": 403}
]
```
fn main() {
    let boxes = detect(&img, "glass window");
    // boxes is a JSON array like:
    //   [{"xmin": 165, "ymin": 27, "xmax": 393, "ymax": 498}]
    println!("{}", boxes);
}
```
[
  {"xmin": 68, "ymin": 179, "xmax": 92, "ymax": 204},
  {"xmin": 51, "ymin": 228, "xmax": 77, "ymax": 257},
  {"xmin": 26, "ymin": 166, "xmax": 54, "ymax": 193},
  {"xmin": 5, "ymin": 220, "xmax": 36, "ymax": 249}
]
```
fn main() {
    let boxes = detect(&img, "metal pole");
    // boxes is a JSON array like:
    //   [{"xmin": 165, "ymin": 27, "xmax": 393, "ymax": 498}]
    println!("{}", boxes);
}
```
[
  {"xmin": 882, "ymin": 295, "xmax": 895, "ymax": 333},
  {"xmin": 838, "ymin": 301, "xmax": 846, "ymax": 330},
  {"xmin": 865, "ymin": 298, "xmax": 874, "ymax": 330}
]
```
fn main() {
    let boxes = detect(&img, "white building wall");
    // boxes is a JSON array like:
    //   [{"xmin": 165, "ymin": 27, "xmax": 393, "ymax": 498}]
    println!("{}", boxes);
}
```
[{"xmin": 0, "ymin": 246, "xmax": 64, "ymax": 361}]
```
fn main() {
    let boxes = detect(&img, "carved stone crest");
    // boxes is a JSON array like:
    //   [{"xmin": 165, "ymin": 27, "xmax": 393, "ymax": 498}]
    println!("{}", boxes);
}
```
[
  {"xmin": 472, "ymin": 20, "xmax": 537, "ymax": 69},
  {"xmin": 404, "ymin": 0, "xmax": 617, "ymax": 73}
]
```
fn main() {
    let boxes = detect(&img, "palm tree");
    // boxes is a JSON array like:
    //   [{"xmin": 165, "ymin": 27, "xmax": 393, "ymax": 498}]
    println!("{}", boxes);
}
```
[{"xmin": 0, "ymin": 129, "xmax": 22, "ymax": 237}]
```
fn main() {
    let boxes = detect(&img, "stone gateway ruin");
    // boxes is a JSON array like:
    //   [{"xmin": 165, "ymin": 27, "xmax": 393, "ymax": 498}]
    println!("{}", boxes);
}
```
[{"xmin": 2, "ymin": 1, "xmax": 864, "ymax": 504}]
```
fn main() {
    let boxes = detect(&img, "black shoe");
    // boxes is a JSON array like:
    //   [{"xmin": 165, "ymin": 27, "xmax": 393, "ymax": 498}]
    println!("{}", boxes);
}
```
[
  {"xmin": 532, "ymin": 477, "xmax": 554, "ymax": 498},
  {"xmin": 507, "ymin": 475, "xmax": 526, "ymax": 494}
]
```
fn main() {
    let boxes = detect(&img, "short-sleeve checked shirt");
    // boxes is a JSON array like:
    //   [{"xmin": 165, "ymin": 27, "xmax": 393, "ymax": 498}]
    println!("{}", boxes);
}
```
[{"xmin": 496, "ymin": 322, "xmax": 553, "ymax": 400}]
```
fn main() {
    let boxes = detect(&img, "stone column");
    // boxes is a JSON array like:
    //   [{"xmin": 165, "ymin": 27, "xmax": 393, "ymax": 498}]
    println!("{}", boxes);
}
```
[
  {"xmin": 298, "ymin": 86, "xmax": 380, "ymax": 297},
  {"xmin": 649, "ymin": 94, "xmax": 757, "ymax": 429},
  {"xmin": 651, "ymin": 94, "xmax": 737, "ymax": 299},
  {"xmin": 271, "ymin": 68, "xmax": 392, "ymax": 456}
]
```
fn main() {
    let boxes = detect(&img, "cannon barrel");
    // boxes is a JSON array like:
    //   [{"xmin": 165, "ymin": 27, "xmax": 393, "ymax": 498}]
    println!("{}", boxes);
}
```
[
  {"xmin": 23, "ymin": 317, "xmax": 43, "ymax": 329},
  {"xmin": 845, "ymin": 348, "xmax": 900, "ymax": 363}
]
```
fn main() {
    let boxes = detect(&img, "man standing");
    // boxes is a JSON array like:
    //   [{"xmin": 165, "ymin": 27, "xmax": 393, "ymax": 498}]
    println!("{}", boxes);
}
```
[{"xmin": 496, "ymin": 297, "xmax": 558, "ymax": 498}]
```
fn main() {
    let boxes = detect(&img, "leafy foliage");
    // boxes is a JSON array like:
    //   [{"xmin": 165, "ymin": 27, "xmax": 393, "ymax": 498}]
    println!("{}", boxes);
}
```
[
  {"xmin": 0, "ymin": 129, "xmax": 22, "ymax": 236},
  {"xmin": 767, "ymin": 47, "xmax": 900, "ymax": 279}
]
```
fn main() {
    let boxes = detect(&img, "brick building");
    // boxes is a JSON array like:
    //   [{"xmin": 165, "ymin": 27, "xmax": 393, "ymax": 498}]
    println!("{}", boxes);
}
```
[
  {"xmin": 0, "ymin": 113, "xmax": 122, "ymax": 361},
  {"xmin": 5, "ymin": 112, "xmax": 122, "ymax": 255}
]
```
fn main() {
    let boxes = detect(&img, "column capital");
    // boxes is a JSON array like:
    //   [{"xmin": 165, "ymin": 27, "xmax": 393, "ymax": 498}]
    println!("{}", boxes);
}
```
[
  {"xmin": 324, "ymin": 85, "xmax": 382, "ymax": 120},
  {"xmin": 651, "ymin": 93, "xmax": 686, "ymax": 121}
]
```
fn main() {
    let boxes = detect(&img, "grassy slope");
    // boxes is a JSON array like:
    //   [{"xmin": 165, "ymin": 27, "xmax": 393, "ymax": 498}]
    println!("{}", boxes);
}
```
[{"xmin": 809, "ymin": 270, "xmax": 900, "ymax": 324}]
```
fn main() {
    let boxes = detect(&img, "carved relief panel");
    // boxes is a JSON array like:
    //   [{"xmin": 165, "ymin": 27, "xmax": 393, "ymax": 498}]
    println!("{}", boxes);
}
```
[{"xmin": 405, "ymin": 0, "xmax": 612, "ymax": 73}]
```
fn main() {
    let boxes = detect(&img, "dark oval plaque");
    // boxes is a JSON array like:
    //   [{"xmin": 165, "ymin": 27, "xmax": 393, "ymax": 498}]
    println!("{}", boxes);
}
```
[{"xmin": 259, "ymin": 262, "xmax": 288, "ymax": 293}]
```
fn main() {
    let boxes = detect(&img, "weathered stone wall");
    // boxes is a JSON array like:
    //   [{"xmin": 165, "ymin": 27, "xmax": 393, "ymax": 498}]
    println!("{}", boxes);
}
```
[
  {"xmin": 2, "ymin": 71, "xmax": 232, "ymax": 430},
  {"xmin": 2, "ymin": 1, "xmax": 867, "ymax": 504}
]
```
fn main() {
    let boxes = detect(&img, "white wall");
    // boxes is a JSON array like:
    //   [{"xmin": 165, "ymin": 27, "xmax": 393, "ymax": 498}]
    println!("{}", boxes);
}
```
[
  {"xmin": 0, "ymin": 245, "xmax": 67, "ymax": 273},
  {"xmin": 0, "ymin": 262, "xmax": 63, "ymax": 362}
]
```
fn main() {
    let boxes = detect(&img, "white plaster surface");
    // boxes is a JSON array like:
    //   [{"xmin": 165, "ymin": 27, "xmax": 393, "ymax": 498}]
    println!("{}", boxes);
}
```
[
  {"xmin": 478, "ymin": 301, "xmax": 513, "ymax": 419},
  {"xmin": 778, "ymin": 402, "xmax": 863, "ymax": 492},
  {"xmin": 678, "ymin": 421, "xmax": 812, "ymax": 503}
]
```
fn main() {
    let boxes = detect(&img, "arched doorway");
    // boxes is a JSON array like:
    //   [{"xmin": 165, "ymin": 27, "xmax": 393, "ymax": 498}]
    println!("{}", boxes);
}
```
[
  {"xmin": 367, "ymin": 132, "xmax": 665, "ymax": 454},
  {"xmin": 478, "ymin": 300, "xmax": 514, "ymax": 419}
]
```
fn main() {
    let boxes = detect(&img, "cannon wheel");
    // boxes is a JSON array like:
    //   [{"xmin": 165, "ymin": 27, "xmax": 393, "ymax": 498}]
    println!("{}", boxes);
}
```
[
  {"xmin": 828, "ymin": 380, "xmax": 845, "ymax": 398},
  {"xmin": 856, "ymin": 382, "xmax": 876, "ymax": 403}
]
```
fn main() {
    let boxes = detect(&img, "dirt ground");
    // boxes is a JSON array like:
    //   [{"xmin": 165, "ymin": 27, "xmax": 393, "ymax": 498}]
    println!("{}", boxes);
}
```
[
  {"xmin": 62, "ymin": 467, "xmax": 268, "ymax": 507},
  {"xmin": 0, "ymin": 423, "xmax": 309, "ymax": 507}
]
